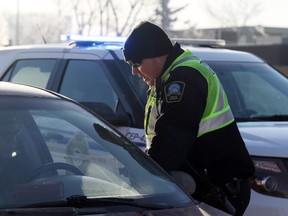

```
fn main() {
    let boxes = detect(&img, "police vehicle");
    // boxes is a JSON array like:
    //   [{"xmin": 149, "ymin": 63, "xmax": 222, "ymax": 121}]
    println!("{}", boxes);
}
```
[{"xmin": 0, "ymin": 35, "xmax": 288, "ymax": 215}]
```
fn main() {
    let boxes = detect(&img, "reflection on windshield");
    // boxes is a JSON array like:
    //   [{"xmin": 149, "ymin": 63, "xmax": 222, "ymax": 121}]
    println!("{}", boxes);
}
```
[{"xmin": 0, "ymin": 98, "xmax": 192, "ymax": 209}]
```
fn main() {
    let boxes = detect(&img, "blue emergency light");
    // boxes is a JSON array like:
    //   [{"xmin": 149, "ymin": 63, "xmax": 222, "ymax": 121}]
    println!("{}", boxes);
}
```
[{"xmin": 60, "ymin": 34, "xmax": 126, "ymax": 48}]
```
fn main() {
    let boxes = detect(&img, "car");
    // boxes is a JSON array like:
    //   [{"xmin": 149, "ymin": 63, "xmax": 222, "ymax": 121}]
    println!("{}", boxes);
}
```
[
  {"xmin": 1, "ymin": 35, "xmax": 288, "ymax": 215},
  {"xmin": 0, "ymin": 81, "xmax": 229, "ymax": 216}
]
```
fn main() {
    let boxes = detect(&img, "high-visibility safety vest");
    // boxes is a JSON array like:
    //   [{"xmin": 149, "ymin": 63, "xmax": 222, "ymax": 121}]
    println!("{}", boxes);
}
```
[{"xmin": 144, "ymin": 50, "xmax": 234, "ymax": 149}]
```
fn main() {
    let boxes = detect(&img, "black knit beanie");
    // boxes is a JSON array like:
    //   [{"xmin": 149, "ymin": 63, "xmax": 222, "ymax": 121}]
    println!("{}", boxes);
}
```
[{"xmin": 122, "ymin": 21, "xmax": 173, "ymax": 63}]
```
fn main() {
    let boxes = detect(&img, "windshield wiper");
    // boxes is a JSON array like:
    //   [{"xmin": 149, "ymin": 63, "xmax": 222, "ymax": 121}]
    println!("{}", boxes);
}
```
[
  {"xmin": 236, "ymin": 114, "xmax": 288, "ymax": 122},
  {"xmin": 18, "ymin": 195, "xmax": 174, "ymax": 211},
  {"xmin": 67, "ymin": 195, "xmax": 175, "ymax": 210}
]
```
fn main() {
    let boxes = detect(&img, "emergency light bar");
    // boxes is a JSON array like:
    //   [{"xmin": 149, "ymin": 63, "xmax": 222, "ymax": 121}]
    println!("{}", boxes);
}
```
[
  {"xmin": 60, "ymin": 34, "xmax": 126, "ymax": 48},
  {"xmin": 60, "ymin": 34, "xmax": 126, "ymax": 43},
  {"xmin": 171, "ymin": 38, "xmax": 226, "ymax": 47},
  {"xmin": 60, "ymin": 34, "xmax": 225, "ymax": 48}
]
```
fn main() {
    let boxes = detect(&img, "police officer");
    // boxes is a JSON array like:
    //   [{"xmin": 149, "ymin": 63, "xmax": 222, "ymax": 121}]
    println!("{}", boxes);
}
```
[{"xmin": 122, "ymin": 21, "xmax": 255, "ymax": 216}]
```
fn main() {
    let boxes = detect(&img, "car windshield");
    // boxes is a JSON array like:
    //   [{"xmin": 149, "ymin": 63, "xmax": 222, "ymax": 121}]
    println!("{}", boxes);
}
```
[
  {"xmin": 207, "ymin": 62, "xmax": 288, "ymax": 121},
  {"xmin": 0, "ymin": 97, "xmax": 192, "ymax": 209}
]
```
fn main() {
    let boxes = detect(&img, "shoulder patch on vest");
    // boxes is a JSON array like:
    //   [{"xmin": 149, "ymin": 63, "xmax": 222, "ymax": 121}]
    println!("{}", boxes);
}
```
[{"xmin": 164, "ymin": 81, "xmax": 185, "ymax": 103}]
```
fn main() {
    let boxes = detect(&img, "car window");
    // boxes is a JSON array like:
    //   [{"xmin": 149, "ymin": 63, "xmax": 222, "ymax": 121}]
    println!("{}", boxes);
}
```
[
  {"xmin": 118, "ymin": 61, "xmax": 148, "ymax": 105},
  {"xmin": 208, "ymin": 62, "xmax": 288, "ymax": 118},
  {"xmin": 3, "ymin": 59, "xmax": 56, "ymax": 88},
  {"xmin": 59, "ymin": 60, "xmax": 118, "ymax": 111},
  {"xmin": 233, "ymin": 71, "xmax": 287, "ymax": 114}
]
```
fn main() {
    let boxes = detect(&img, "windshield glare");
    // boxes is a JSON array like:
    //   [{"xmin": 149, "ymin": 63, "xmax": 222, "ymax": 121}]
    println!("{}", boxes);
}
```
[{"xmin": 0, "ymin": 98, "xmax": 192, "ymax": 208}]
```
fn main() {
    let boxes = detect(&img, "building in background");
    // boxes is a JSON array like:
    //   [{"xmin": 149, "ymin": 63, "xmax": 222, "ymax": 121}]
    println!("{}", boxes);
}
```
[{"xmin": 175, "ymin": 26, "xmax": 288, "ymax": 75}]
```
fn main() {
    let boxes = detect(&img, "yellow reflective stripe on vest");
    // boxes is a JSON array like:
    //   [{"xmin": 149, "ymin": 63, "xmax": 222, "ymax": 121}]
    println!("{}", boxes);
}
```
[
  {"xmin": 144, "ymin": 86, "xmax": 158, "ymax": 148},
  {"xmin": 199, "ymin": 107, "xmax": 234, "ymax": 136},
  {"xmin": 162, "ymin": 50, "xmax": 234, "ymax": 137},
  {"xmin": 198, "ymin": 82, "xmax": 234, "ymax": 137},
  {"xmin": 161, "ymin": 55, "xmax": 200, "ymax": 82}
]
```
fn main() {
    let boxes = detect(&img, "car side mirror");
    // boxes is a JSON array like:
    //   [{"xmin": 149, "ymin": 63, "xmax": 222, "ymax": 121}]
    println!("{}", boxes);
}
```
[{"xmin": 170, "ymin": 171, "xmax": 196, "ymax": 195}]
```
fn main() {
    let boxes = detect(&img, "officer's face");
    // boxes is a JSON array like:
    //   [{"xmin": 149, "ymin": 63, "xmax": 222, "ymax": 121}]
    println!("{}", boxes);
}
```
[{"xmin": 131, "ymin": 57, "xmax": 165, "ymax": 86}]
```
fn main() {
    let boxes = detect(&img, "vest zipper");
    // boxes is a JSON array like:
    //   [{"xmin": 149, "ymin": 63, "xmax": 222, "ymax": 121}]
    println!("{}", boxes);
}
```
[{"xmin": 145, "ymin": 106, "xmax": 152, "ymax": 135}]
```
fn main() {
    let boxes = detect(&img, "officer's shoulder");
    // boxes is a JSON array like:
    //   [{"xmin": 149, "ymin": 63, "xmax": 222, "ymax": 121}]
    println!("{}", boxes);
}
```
[{"xmin": 170, "ymin": 66, "xmax": 205, "ymax": 82}]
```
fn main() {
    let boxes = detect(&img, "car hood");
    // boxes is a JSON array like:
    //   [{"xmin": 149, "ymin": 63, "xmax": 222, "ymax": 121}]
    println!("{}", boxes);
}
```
[
  {"xmin": 96, "ymin": 203, "xmax": 229, "ymax": 216},
  {"xmin": 1, "ymin": 203, "xmax": 229, "ymax": 216},
  {"xmin": 238, "ymin": 121, "xmax": 288, "ymax": 157}
]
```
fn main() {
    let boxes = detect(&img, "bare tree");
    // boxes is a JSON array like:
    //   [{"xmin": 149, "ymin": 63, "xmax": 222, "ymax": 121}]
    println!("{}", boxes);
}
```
[
  {"xmin": 202, "ymin": 0, "xmax": 264, "ymax": 43},
  {"xmin": 8, "ymin": 13, "xmax": 71, "ymax": 45},
  {"xmin": 151, "ymin": 0, "xmax": 188, "ymax": 36},
  {"xmin": 0, "ymin": 17, "xmax": 9, "ymax": 46},
  {"xmin": 3, "ymin": 0, "xmax": 192, "ymax": 45},
  {"xmin": 58, "ymin": 0, "xmax": 148, "ymax": 36},
  {"xmin": 108, "ymin": 0, "xmax": 145, "ymax": 36},
  {"xmin": 70, "ymin": 0, "xmax": 100, "ymax": 35},
  {"xmin": 204, "ymin": 0, "xmax": 263, "ymax": 27},
  {"xmin": 55, "ymin": 0, "xmax": 191, "ymax": 38},
  {"xmin": 35, "ymin": 0, "xmax": 188, "ymax": 39},
  {"xmin": 98, "ymin": 0, "xmax": 110, "ymax": 36}
]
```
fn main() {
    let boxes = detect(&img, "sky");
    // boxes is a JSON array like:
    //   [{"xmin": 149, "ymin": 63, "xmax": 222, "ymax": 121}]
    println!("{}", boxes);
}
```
[{"xmin": 1, "ymin": 0, "xmax": 288, "ymax": 29}]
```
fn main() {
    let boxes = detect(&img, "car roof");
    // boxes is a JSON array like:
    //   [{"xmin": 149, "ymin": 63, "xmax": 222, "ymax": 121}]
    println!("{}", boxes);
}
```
[
  {"xmin": 185, "ymin": 46, "xmax": 265, "ymax": 63},
  {"xmin": 0, "ymin": 43, "xmax": 69, "ymax": 52},
  {"xmin": 0, "ymin": 81, "xmax": 60, "ymax": 99},
  {"xmin": 0, "ymin": 38, "xmax": 265, "ymax": 63}
]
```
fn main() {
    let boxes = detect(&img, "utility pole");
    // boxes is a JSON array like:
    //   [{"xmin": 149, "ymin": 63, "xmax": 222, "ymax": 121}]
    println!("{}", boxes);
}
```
[{"xmin": 16, "ymin": 0, "xmax": 20, "ymax": 45}]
